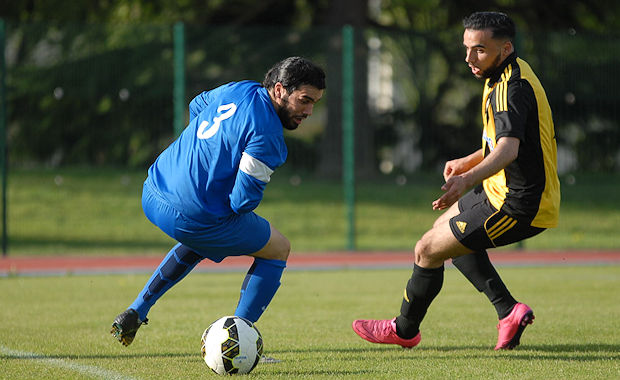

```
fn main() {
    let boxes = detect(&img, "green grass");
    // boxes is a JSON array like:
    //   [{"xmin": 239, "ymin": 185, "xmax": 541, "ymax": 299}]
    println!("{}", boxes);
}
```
[
  {"xmin": 5, "ymin": 168, "xmax": 620, "ymax": 255},
  {"xmin": 1, "ymin": 265, "xmax": 618, "ymax": 379}
]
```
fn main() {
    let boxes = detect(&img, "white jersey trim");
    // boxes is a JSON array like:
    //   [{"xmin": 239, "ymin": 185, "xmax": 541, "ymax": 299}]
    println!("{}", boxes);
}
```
[{"xmin": 239, "ymin": 152, "xmax": 274, "ymax": 183}]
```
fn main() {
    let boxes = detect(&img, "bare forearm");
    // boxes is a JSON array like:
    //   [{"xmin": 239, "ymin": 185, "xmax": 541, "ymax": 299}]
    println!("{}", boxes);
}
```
[
  {"xmin": 461, "ymin": 138, "xmax": 519, "ymax": 187},
  {"xmin": 433, "ymin": 138, "xmax": 519, "ymax": 210},
  {"xmin": 463, "ymin": 149, "xmax": 484, "ymax": 170},
  {"xmin": 444, "ymin": 149, "xmax": 484, "ymax": 180}
]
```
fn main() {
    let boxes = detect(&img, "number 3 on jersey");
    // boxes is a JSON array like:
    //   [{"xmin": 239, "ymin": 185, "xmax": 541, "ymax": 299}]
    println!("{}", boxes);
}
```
[{"xmin": 197, "ymin": 103, "xmax": 237, "ymax": 139}]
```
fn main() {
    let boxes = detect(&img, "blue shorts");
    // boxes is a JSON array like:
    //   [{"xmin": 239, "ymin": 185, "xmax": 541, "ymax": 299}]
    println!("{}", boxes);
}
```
[{"xmin": 141, "ymin": 182, "xmax": 271, "ymax": 263}]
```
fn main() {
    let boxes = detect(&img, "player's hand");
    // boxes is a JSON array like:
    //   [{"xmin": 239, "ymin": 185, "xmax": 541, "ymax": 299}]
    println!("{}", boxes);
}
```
[
  {"xmin": 432, "ymin": 175, "xmax": 467, "ymax": 210},
  {"xmin": 443, "ymin": 150, "xmax": 483, "ymax": 181},
  {"xmin": 443, "ymin": 159, "xmax": 467, "ymax": 181},
  {"xmin": 443, "ymin": 161, "xmax": 457, "ymax": 181}
]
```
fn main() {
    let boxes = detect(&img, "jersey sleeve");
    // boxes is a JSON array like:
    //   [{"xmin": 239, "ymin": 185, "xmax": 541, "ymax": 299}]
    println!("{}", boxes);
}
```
[
  {"xmin": 189, "ymin": 85, "xmax": 230, "ymax": 121},
  {"xmin": 494, "ymin": 80, "xmax": 535, "ymax": 142},
  {"xmin": 189, "ymin": 92, "xmax": 210, "ymax": 121},
  {"xmin": 229, "ymin": 133, "xmax": 287, "ymax": 214}
]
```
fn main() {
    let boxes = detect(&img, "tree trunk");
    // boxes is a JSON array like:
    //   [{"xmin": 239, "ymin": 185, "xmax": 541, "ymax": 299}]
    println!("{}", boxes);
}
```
[{"xmin": 318, "ymin": 0, "xmax": 375, "ymax": 178}]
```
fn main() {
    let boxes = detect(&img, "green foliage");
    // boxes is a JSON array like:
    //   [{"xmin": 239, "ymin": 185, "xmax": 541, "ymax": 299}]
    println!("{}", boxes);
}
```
[
  {"xmin": 6, "ymin": 22, "xmax": 174, "ymax": 167},
  {"xmin": 368, "ymin": 1, "xmax": 620, "ymax": 172},
  {"xmin": 2, "ymin": 1, "xmax": 620, "ymax": 171},
  {"xmin": 371, "ymin": 0, "xmax": 620, "ymax": 33},
  {"xmin": 527, "ymin": 31, "xmax": 620, "ymax": 172},
  {"xmin": 0, "ymin": 0, "xmax": 327, "ymax": 26},
  {"xmin": 368, "ymin": 27, "xmax": 482, "ymax": 169},
  {"xmin": 1, "ymin": 266, "xmax": 618, "ymax": 378},
  {"xmin": 183, "ymin": 24, "xmax": 331, "ymax": 108},
  {"xmin": 4, "ymin": 21, "xmax": 332, "ymax": 167}
]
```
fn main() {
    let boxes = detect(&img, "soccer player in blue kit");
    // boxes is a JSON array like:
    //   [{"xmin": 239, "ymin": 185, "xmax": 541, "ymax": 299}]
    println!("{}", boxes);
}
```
[{"xmin": 111, "ymin": 57, "xmax": 325, "ymax": 346}]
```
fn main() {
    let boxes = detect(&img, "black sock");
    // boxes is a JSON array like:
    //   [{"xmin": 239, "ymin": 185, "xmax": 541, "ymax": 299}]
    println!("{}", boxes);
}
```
[
  {"xmin": 451, "ymin": 251, "xmax": 516, "ymax": 319},
  {"xmin": 395, "ymin": 264, "xmax": 444, "ymax": 339}
]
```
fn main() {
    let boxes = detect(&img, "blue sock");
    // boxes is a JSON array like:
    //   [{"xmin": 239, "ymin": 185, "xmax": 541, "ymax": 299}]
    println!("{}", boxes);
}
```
[
  {"xmin": 234, "ymin": 257, "xmax": 286, "ymax": 322},
  {"xmin": 130, "ymin": 243, "xmax": 202, "ymax": 320}
]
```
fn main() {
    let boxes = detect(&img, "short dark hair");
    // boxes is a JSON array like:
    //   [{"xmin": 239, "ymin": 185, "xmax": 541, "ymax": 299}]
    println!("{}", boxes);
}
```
[
  {"xmin": 463, "ymin": 11, "xmax": 516, "ymax": 41},
  {"xmin": 263, "ymin": 56, "xmax": 326, "ymax": 92}
]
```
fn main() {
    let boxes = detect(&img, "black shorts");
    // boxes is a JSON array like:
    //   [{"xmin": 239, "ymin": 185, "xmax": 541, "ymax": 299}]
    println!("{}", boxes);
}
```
[{"xmin": 449, "ymin": 185, "xmax": 545, "ymax": 251}]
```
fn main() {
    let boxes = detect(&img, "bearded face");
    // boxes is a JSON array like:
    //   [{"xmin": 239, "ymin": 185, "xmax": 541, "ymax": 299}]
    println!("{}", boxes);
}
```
[
  {"xmin": 276, "ymin": 94, "xmax": 300, "ymax": 131},
  {"xmin": 463, "ymin": 28, "xmax": 512, "ymax": 80},
  {"xmin": 272, "ymin": 84, "xmax": 323, "ymax": 130}
]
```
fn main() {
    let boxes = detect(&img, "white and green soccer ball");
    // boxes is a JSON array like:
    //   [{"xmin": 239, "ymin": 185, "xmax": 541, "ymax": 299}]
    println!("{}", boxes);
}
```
[{"xmin": 201, "ymin": 316, "xmax": 263, "ymax": 375}]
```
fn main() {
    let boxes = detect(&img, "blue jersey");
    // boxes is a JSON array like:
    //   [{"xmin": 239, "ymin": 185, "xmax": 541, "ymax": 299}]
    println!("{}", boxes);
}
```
[{"xmin": 146, "ymin": 81, "xmax": 287, "ymax": 223}]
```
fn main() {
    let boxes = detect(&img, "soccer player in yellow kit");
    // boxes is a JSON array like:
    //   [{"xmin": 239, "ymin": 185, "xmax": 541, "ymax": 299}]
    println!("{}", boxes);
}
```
[{"xmin": 353, "ymin": 11, "xmax": 560, "ymax": 350}]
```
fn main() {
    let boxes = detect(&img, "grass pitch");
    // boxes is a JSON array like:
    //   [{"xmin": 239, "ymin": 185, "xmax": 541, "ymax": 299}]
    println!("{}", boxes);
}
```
[
  {"xmin": 6, "ymin": 168, "xmax": 620, "ymax": 254},
  {"xmin": 1, "ymin": 265, "xmax": 618, "ymax": 379}
]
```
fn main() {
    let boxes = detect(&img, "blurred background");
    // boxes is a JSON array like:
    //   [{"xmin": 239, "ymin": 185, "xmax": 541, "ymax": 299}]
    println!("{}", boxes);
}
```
[{"xmin": 0, "ymin": 0, "xmax": 619, "ymax": 255}]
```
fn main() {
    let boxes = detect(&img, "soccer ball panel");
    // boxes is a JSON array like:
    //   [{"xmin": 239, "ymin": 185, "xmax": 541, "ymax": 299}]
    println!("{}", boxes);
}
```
[{"xmin": 201, "ymin": 316, "xmax": 263, "ymax": 375}]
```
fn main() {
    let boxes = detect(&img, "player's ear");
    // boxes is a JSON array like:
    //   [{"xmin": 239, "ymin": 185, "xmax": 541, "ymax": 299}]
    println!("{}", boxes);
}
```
[
  {"xmin": 273, "ymin": 82, "xmax": 286, "ymax": 100},
  {"xmin": 502, "ymin": 40, "xmax": 513, "ymax": 58}
]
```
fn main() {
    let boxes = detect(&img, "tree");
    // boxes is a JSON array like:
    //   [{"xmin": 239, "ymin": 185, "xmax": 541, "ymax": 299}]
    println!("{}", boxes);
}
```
[
  {"xmin": 317, "ymin": 0, "xmax": 375, "ymax": 178},
  {"xmin": 364, "ymin": 0, "xmax": 620, "ymax": 173},
  {"xmin": 1, "ymin": 0, "xmax": 619, "ymax": 170},
  {"xmin": 0, "ymin": 1, "xmax": 333, "ymax": 167}
]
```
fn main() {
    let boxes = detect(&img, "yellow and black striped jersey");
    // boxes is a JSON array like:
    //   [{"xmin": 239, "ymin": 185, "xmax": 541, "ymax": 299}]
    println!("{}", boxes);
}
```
[{"xmin": 481, "ymin": 52, "xmax": 560, "ymax": 228}]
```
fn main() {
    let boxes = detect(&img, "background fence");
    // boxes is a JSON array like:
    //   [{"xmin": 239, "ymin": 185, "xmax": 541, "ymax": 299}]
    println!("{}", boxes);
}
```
[{"xmin": 1, "ymin": 21, "xmax": 619, "ymax": 255}]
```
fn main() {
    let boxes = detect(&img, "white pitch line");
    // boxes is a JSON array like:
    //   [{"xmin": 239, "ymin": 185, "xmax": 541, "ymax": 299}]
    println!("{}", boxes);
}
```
[{"xmin": 0, "ymin": 345, "xmax": 138, "ymax": 380}]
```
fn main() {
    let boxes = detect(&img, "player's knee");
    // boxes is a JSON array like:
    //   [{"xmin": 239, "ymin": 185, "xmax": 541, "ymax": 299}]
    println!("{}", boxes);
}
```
[
  {"xmin": 257, "ymin": 233, "xmax": 290, "ymax": 261},
  {"xmin": 414, "ymin": 235, "xmax": 436, "ymax": 265},
  {"xmin": 414, "ymin": 240, "xmax": 427, "ymax": 264},
  {"xmin": 270, "ymin": 227, "xmax": 291, "ymax": 261},
  {"xmin": 274, "ymin": 235, "xmax": 291, "ymax": 261}
]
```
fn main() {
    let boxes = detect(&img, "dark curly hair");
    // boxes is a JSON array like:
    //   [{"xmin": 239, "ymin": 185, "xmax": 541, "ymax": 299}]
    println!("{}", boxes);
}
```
[
  {"xmin": 463, "ymin": 11, "xmax": 516, "ymax": 41},
  {"xmin": 262, "ymin": 56, "xmax": 326, "ymax": 92}
]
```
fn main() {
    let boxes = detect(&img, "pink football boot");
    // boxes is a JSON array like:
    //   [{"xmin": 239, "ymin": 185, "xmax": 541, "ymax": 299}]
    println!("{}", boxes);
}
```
[
  {"xmin": 495, "ymin": 303, "xmax": 535, "ymax": 350},
  {"xmin": 352, "ymin": 318, "xmax": 421, "ymax": 348}
]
